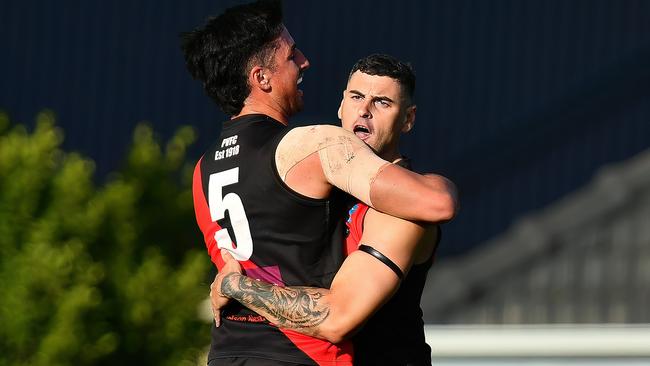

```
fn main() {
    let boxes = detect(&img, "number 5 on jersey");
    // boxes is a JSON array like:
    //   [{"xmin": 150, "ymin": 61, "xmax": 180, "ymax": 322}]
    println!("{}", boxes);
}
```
[{"xmin": 208, "ymin": 167, "xmax": 253, "ymax": 261}]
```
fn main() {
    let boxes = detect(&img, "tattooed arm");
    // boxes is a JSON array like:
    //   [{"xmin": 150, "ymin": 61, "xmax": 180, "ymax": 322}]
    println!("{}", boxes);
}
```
[
  {"xmin": 218, "ymin": 272, "xmax": 331, "ymax": 336},
  {"xmin": 213, "ymin": 208, "xmax": 429, "ymax": 343}
]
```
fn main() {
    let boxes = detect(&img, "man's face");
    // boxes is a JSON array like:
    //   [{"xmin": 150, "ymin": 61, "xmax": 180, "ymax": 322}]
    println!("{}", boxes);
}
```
[
  {"xmin": 266, "ymin": 26, "xmax": 310, "ymax": 116},
  {"xmin": 339, "ymin": 71, "xmax": 414, "ymax": 157}
]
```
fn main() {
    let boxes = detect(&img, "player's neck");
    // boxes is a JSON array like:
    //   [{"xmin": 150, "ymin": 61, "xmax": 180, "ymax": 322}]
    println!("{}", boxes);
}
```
[{"xmin": 236, "ymin": 102, "xmax": 289, "ymax": 126}]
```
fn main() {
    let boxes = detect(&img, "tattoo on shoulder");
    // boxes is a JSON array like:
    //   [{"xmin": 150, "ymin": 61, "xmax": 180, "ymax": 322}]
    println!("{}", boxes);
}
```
[{"xmin": 221, "ymin": 273, "xmax": 330, "ymax": 330}]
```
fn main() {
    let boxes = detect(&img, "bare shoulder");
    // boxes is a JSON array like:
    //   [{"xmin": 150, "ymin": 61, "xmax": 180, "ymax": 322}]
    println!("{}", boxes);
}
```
[
  {"xmin": 280, "ymin": 124, "xmax": 356, "ymax": 148},
  {"xmin": 275, "ymin": 124, "xmax": 362, "ymax": 179}
]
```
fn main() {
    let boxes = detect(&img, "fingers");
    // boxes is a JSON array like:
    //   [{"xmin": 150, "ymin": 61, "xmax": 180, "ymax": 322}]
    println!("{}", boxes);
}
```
[
  {"xmin": 210, "ymin": 272, "xmax": 221, "ymax": 296},
  {"xmin": 211, "ymin": 294, "xmax": 229, "ymax": 328},
  {"xmin": 214, "ymin": 308, "xmax": 221, "ymax": 327},
  {"xmin": 210, "ymin": 283, "xmax": 227, "ymax": 327},
  {"xmin": 221, "ymin": 249, "xmax": 235, "ymax": 262},
  {"xmin": 209, "ymin": 249, "xmax": 242, "ymax": 329},
  {"xmin": 219, "ymin": 249, "xmax": 243, "ymax": 274}
]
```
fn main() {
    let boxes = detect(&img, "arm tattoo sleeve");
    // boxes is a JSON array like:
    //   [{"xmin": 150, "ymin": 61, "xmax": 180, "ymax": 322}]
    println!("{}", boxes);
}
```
[{"xmin": 220, "ymin": 272, "xmax": 330, "ymax": 333}]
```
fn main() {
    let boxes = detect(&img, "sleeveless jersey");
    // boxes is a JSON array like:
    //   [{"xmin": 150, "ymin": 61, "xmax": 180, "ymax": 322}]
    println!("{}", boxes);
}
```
[
  {"xmin": 193, "ymin": 114, "xmax": 353, "ymax": 365},
  {"xmin": 344, "ymin": 159, "xmax": 439, "ymax": 366}
]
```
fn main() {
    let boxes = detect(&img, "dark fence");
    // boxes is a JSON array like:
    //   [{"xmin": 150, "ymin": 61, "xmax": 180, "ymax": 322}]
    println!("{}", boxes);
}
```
[{"xmin": 3, "ymin": 0, "xmax": 650, "ymax": 255}]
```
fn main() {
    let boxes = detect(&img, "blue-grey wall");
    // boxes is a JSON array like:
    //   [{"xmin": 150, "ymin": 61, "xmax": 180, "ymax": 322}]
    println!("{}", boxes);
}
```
[{"xmin": 3, "ymin": 0, "xmax": 650, "ymax": 256}]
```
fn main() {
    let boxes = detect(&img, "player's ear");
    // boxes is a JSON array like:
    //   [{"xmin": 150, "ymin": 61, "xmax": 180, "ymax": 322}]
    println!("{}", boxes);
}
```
[
  {"xmin": 337, "ymin": 90, "xmax": 345, "ymax": 120},
  {"xmin": 402, "ymin": 105, "xmax": 416, "ymax": 133},
  {"xmin": 250, "ymin": 66, "xmax": 271, "ymax": 91}
]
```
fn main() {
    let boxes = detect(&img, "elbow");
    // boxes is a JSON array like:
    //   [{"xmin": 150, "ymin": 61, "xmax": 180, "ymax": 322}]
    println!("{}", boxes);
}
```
[
  {"xmin": 423, "ymin": 175, "xmax": 458, "ymax": 223},
  {"xmin": 421, "ymin": 190, "xmax": 458, "ymax": 223},
  {"xmin": 320, "ymin": 330, "xmax": 347, "ymax": 345},
  {"xmin": 319, "ymin": 329, "xmax": 353, "ymax": 345},
  {"xmin": 317, "ymin": 317, "xmax": 357, "ymax": 344},
  {"xmin": 435, "ymin": 193, "xmax": 457, "ymax": 222}
]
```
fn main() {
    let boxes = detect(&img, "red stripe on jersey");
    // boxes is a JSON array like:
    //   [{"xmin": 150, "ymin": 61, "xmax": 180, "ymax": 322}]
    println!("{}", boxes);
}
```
[
  {"xmin": 193, "ymin": 158, "xmax": 224, "ymax": 269},
  {"xmin": 192, "ymin": 158, "xmax": 257, "ymax": 271},
  {"xmin": 195, "ymin": 158, "xmax": 351, "ymax": 364},
  {"xmin": 344, "ymin": 203, "xmax": 370, "ymax": 256},
  {"xmin": 278, "ymin": 328, "xmax": 353, "ymax": 365}
]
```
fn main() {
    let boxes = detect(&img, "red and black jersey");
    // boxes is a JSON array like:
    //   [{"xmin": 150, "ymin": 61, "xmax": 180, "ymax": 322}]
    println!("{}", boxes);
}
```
[
  {"xmin": 344, "ymin": 158, "xmax": 439, "ymax": 366},
  {"xmin": 193, "ymin": 114, "xmax": 352, "ymax": 365}
]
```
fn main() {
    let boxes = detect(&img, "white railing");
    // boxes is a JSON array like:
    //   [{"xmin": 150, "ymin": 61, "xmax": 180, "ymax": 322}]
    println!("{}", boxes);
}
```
[{"xmin": 425, "ymin": 324, "xmax": 650, "ymax": 364}]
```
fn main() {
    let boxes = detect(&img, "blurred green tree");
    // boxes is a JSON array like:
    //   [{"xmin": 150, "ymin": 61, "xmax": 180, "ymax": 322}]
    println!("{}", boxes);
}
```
[{"xmin": 0, "ymin": 111, "xmax": 212, "ymax": 366}]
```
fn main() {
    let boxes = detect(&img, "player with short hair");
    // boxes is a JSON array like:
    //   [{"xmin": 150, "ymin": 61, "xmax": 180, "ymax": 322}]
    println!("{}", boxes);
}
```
[
  {"xmin": 182, "ymin": 1, "xmax": 456, "ymax": 365},
  {"xmin": 212, "ymin": 54, "xmax": 451, "ymax": 366}
]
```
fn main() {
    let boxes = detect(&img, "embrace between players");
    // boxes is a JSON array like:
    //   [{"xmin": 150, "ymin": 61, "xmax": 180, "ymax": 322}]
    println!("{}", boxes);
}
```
[{"xmin": 182, "ymin": 1, "xmax": 458, "ymax": 365}]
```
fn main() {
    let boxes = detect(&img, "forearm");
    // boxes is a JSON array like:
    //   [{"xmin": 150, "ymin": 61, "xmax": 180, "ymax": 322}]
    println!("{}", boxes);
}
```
[
  {"xmin": 220, "ymin": 272, "xmax": 332, "ymax": 337},
  {"xmin": 370, "ymin": 165, "xmax": 458, "ymax": 223},
  {"xmin": 219, "ymin": 249, "xmax": 404, "ymax": 343},
  {"xmin": 275, "ymin": 125, "xmax": 458, "ymax": 223}
]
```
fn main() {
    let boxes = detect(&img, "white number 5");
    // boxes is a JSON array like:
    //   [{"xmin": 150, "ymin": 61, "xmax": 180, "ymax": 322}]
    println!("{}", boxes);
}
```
[{"xmin": 208, "ymin": 167, "xmax": 253, "ymax": 261}]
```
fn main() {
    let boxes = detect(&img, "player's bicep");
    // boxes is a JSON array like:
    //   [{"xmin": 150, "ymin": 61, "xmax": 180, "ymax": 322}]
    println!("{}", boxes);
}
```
[
  {"xmin": 325, "ymin": 249, "xmax": 402, "ymax": 338},
  {"xmin": 358, "ymin": 209, "xmax": 426, "ymax": 275},
  {"xmin": 323, "ymin": 211, "xmax": 425, "ymax": 336}
]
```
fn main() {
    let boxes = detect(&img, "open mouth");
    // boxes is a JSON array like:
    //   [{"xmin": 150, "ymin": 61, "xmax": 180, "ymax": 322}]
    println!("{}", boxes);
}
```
[
  {"xmin": 296, "ymin": 72, "xmax": 303, "ymax": 97},
  {"xmin": 297, "ymin": 70, "xmax": 304, "ymax": 85},
  {"xmin": 353, "ymin": 125, "xmax": 371, "ymax": 140},
  {"xmin": 297, "ymin": 73, "xmax": 304, "ymax": 96}
]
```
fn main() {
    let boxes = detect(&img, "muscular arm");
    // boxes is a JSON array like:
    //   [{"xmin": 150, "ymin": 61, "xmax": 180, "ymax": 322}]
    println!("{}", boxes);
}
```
[
  {"xmin": 371, "ymin": 169, "xmax": 458, "ymax": 223},
  {"xmin": 276, "ymin": 125, "xmax": 458, "ymax": 223},
  {"xmin": 216, "ymin": 208, "xmax": 430, "ymax": 343},
  {"xmin": 219, "ymin": 273, "xmax": 331, "ymax": 332}
]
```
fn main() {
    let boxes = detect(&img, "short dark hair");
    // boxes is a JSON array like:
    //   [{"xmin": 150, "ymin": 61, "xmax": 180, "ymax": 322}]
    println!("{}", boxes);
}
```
[
  {"xmin": 180, "ymin": 0, "xmax": 284, "ymax": 116},
  {"xmin": 349, "ymin": 54, "xmax": 416, "ymax": 103}
]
